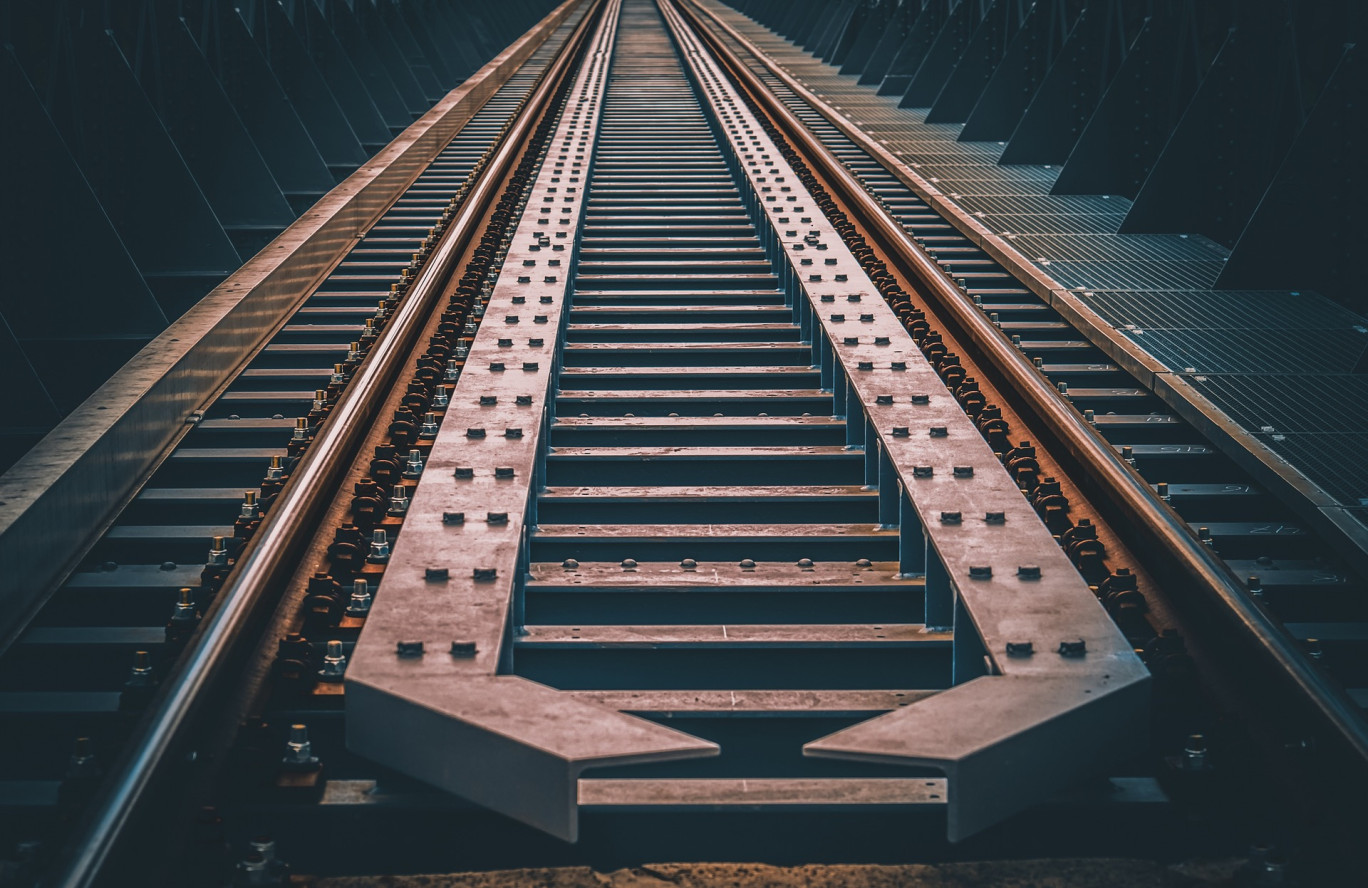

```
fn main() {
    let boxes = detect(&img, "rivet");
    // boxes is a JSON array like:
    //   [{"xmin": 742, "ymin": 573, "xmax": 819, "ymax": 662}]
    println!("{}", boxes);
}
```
[
  {"xmin": 450, "ymin": 641, "xmax": 477, "ymax": 658},
  {"xmin": 985, "ymin": 511, "xmax": 1006, "ymax": 524},
  {"xmin": 473, "ymin": 567, "xmax": 498, "ymax": 581},
  {"xmin": 891, "ymin": 361, "xmax": 907, "ymax": 371},
  {"xmin": 680, "ymin": 558, "xmax": 697, "ymax": 569},
  {"xmin": 529, "ymin": 338, "xmax": 545, "ymax": 347},
  {"xmin": 859, "ymin": 314, "xmax": 874, "ymax": 323},
  {"xmin": 855, "ymin": 558, "xmax": 872, "ymax": 568},
  {"xmin": 969, "ymin": 565, "xmax": 993, "ymax": 579},
  {"xmin": 857, "ymin": 360, "xmax": 873, "ymax": 370},
  {"xmin": 797, "ymin": 558, "xmax": 814, "ymax": 569},
  {"xmin": 844, "ymin": 337, "xmax": 859, "ymax": 346},
  {"xmin": 534, "ymin": 315, "xmax": 549, "ymax": 324},
  {"xmin": 480, "ymin": 395, "xmax": 498, "ymax": 406},
  {"xmin": 621, "ymin": 558, "xmax": 638, "ymax": 569},
  {"xmin": 562, "ymin": 558, "xmax": 579, "ymax": 569},
  {"xmin": 913, "ymin": 465, "xmax": 933, "ymax": 478},
  {"xmin": 487, "ymin": 512, "xmax": 509, "ymax": 525},
  {"xmin": 425, "ymin": 567, "xmax": 449, "ymax": 582},
  {"xmin": 1006, "ymin": 641, "xmax": 1034, "ymax": 657},
  {"xmin": 453, "ymin": 466, "xmax": 474, "ymax": 478},
  {"xmin": 494, "ymin": 466, "xmax": 515, "ymax": 478},
  {"xmin": 1058, "ymin": 639, "xmax": 1087, "ymax": 657},
  {"xmin": 929, "ymin": 426, "xmax": 948, "ymax": 437},
  {"xmin": 911, "ymin": 393, "xmax": 930, "ymax": 404},
  {"xmin": 466, "ymin": 427, "xmax": 486, "ymax": 438},
  {"xmin": 874, "ymin": 336, "xmax": 890, "ymax": 345},
  {"xmin": 396, "ymin": 641, "xmax": 424, "ymax": 657},
  {"xmin": 876, "ymin": 395, "xmax": 893, "ymax": 405},
  {"xmin": 830, "ymin": 313, "xmax": 845, "ymax": 322},
  {"xmin": 442, "ymin": 512, "xmax": 465, "ymax": 525},
  {"xmin": 505, "ymin": 316, "xmax": 520, "ymax": 324},
  {"xmin": 892, "ymin": 426, "xmax": 909, "ymax": 437},
  {"xmin": 739, "ymin": 558, "xmax": 756, "ymax": 569},
  {"xmin": 516, "ymin": 395, "xmax": 533, "ymax": 406},
  {"xmin": 953, "ymin": 466, "xmax": 974, "ymax": 478},
  {"xmin": 1017, "ymin": 565, "xmax": 1041, "ymax": 579},
  {"xmin": 940, "ymin": 511, "xmax": 962, "ymax": 524},
  {"xmin": 523, "ymin": 362, "xmax": 540, "ymax": 371},
  {"xmin": 490, "ymin": 362, "xmax": 506, "ymax": 372}
]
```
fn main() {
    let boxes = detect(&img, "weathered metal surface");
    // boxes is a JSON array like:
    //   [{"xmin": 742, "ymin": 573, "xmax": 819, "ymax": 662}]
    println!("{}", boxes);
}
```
[
  {"xmin": 661, "ymin": 0, "xmax": 1150, "ymax": 841},
  {"xmin": 345, "ymin": 0, "xmax": 719, "ymax": 844}
]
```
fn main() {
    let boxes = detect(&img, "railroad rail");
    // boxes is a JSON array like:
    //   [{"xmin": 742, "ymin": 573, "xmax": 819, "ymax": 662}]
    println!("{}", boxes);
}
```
[{"xmin": 0, "ymin": 0, "xmax": 1363, "ymax": 885}]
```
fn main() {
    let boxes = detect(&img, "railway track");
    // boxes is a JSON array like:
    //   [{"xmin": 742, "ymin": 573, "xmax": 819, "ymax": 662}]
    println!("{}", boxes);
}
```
[{"xmin": 0, "ymin": 0, "xmax": 1363, "ymax": 885}]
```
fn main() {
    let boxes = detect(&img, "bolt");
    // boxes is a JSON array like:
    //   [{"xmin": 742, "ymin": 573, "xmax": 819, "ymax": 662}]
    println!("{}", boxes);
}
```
[
  {"xmin": 127, "ymin": 650, "xmax": 155, "ymax": 687},
  {"xmin": 387, "ymin": 485, "xmax": 409, "ymax": 516},
  {"xmin": 1181, "ymin": 733, "xmax": 1208, "ymax": 771},
  {"xmin": 169, "ymin": 588, "xmax": 199, "ymax": 625},
  {"xmin": 366, "ymin": 530, "xmax": 390, "ymax": 563},
  {"xmin": 1058, "ymin": 639, "xmax": 1087, "ymax": 657},
  {"xmin": 402, "ymin": 449, "xmax": 424, "ymax": 479},
  {"xmin": 318, "ymin": 641, "xmax": 347, "ymax": 680},
  {"xmin": 67, "ymin": 736, "xmax": 99, "ymax": 779},
  {"xmin": 282, "ymin": 724, "xmax": 319, "ymax": 768},
  {"xmin": 420, "ymin": 413, "xmax": 440, "ymax": 438},
  {"xmin": 345, "ymin": 579, "xmax": 372, "ymax": 616},
  {"xmin": 207, "ymin": 535, "xmax": 229, "ymax": 566}
]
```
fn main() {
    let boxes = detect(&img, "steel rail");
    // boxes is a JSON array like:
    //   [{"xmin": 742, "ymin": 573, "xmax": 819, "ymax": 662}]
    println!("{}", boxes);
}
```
[
  {"xmin": 669, "ymin": 0, "xmax": 1368, "ymax": 766},
  {"xmin": 45, "ymin": 5, "xmax": 604, "ymax": 883}
]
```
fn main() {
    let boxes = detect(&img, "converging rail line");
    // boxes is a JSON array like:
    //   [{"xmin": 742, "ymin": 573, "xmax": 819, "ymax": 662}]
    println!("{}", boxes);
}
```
[{"xmin": 0, "ymin": 0, "xmax": 1363, "ymax": 885}]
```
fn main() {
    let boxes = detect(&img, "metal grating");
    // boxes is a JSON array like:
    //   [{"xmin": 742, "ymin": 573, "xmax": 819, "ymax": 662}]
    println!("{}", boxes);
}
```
[
  {"xmin": 984, "ymin": 213, "xmax": 1124, "ymax": 235},
  {"xmin": 1080, "ymin": 290, "xmax": 1366, "ymax": 331},
  {"xmin": 951, "ymin": 194, "xmax": 1130, "ymax": 217},
  {"xmin": 1011, "ymin": 233, "xmax": 1228, "ymax": 264},
  {"xmin": 1186, "ymin": 374, "xmax": 1368, "ymax": 434},
  {"xmin": 1137, "ymin": 330, "xmax": 1368, "ymax": 374},
  {"xmin": 1044, "ymin": 260, "xmax": 1223, "ymax": 291},
  {"xmin": 1257, "ymin": 433, "xmax": 1368, "ymax": 507}
]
